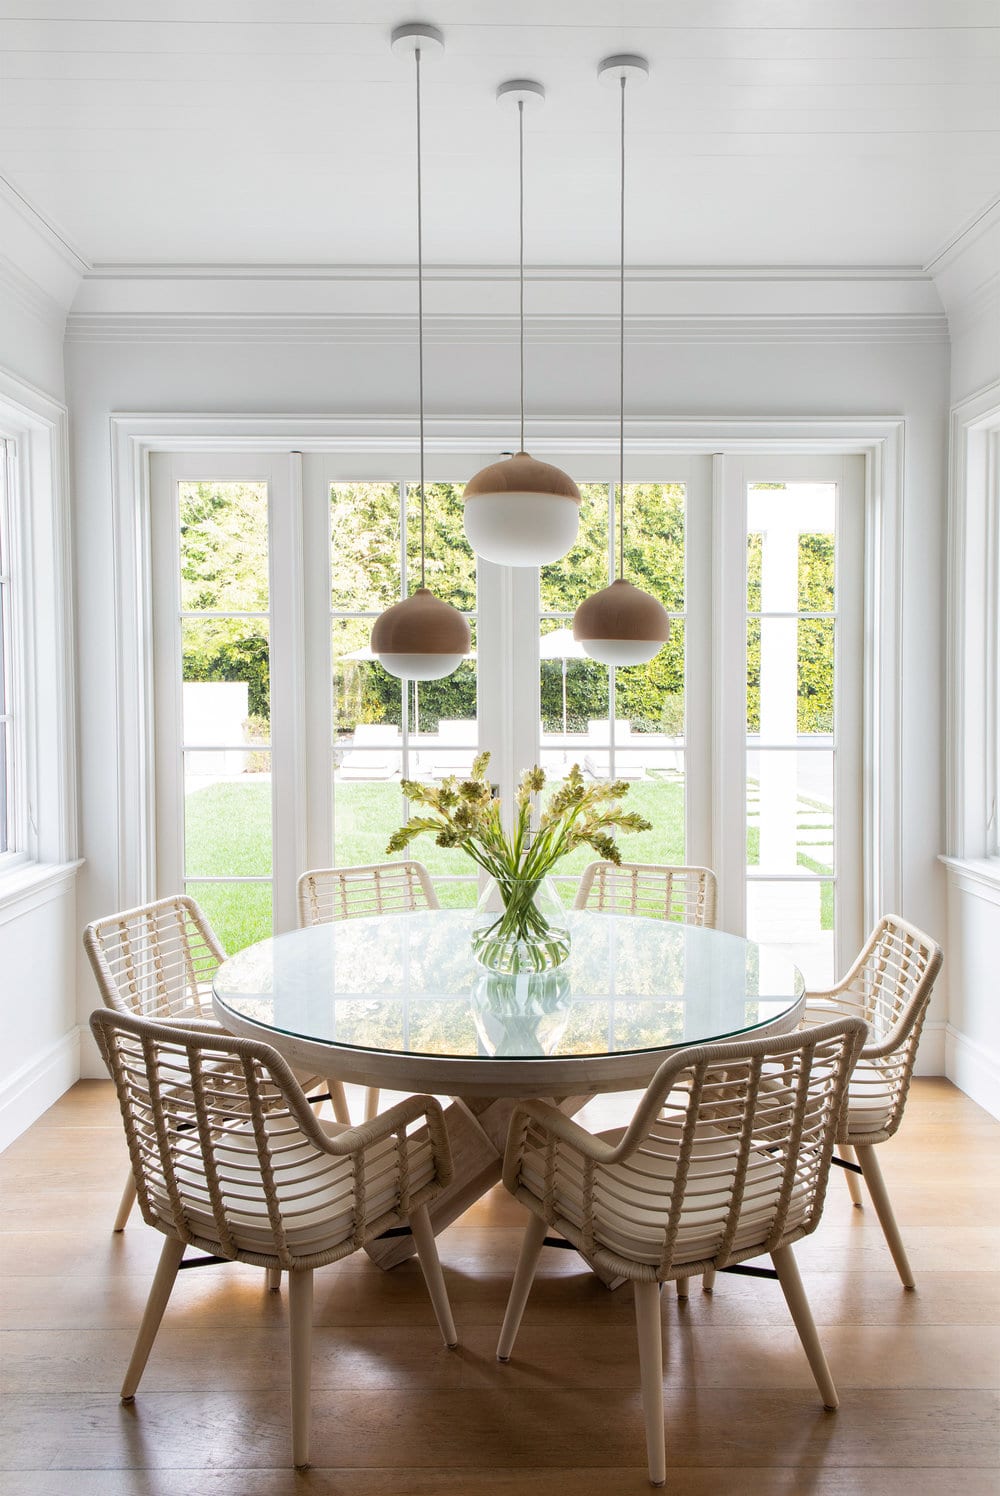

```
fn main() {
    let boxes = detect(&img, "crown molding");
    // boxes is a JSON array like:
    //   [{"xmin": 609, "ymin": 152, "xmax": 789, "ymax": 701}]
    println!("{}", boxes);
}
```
[
  {"xmin": 0, "ymin": 175, "xmax": 87, "ymax": 314},
  {"xmin": 83, "ymin": 261, "xmax": 932, "ymax": 284},
  {"xmin": 0, "ymin": 253, "xmax": 67, "ymax": 334},
  {"xmin": 926, "ymin": 194, "xmax": 1000, "ymax": 321},
  {"xmin": 65, "ymin": 309, "xmax": 948, "ymax": 346}
]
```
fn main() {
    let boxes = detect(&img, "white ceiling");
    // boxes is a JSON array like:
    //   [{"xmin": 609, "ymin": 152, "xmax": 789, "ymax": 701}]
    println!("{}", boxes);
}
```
[{"xmin": 1, "ymin": 0, "xmax": 999, "ymax": 270}]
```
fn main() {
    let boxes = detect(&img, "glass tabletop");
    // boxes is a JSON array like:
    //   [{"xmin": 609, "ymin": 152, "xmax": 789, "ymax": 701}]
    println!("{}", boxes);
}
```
[{"xmin": 213, "ymin": 909, "xmax": 805, "ymax": 1063}]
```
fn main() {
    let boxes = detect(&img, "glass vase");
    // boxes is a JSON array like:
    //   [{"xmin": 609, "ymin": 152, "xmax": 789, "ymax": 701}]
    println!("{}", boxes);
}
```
[{"xmin": 470, "ymin": 874, "xmax": 571, "ymax": 975}]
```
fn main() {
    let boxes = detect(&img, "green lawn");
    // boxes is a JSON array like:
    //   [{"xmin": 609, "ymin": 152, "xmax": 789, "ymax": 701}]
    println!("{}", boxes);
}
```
[{"xmin": 184, "ymin": 774, "xmax": 686, "ymax": 953}]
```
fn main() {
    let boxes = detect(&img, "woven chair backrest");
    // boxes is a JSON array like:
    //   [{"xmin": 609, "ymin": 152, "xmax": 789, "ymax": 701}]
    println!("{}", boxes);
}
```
[
  {"xmin": 574, "ymin": 861, "xmax": 717, "ymax": 928},
  {"xmin": 84, "ymin": 895, "xmax": 226, "ymax": 1022},
  {"xmin": 89, "ymin": 1009, "xmax": 440, "ymax": 1270},
  {"xmin": 516, "ymin": 1018, "xmax": 865, "ymax": 1278},
  {"xmin": 836, "ymin": 914, "xmax": 943, "ymax": 1140},
  {"xmin": 297, "ymin": 861, "xmax": 439, "ymax": 927}
]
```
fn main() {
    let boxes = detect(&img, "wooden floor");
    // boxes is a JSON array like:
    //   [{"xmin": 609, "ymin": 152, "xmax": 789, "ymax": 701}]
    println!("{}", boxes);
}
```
[{"xmin": 1, "ymin": 1077, "xmax": 998, "ymax": 1494}]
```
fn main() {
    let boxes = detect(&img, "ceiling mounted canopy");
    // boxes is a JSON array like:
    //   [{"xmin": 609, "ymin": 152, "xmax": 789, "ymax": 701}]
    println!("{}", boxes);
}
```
[
  {"xmin": 462, "ymin": 79, "xmax": 580, "ymax": 567},
  {"xmin": 573, "ymin": 54, "xmax": 669, "ymax": 668},
  {"xmin": 370, "ymin": 22, "xmax": 471, "ymax": 682}
]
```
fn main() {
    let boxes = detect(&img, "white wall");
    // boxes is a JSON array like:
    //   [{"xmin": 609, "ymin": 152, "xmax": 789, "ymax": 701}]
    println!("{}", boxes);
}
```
[
  {"xmin": 936, "ymin": 202, "xmax": 1000, "ymax": 1118},
  {"xmin": 0, "ymin": 191, "xmax": 82, "ymax": 1149},
  {"xmin": 65, "ymin": 266, "xmax": 953, "ymax": 1076}
]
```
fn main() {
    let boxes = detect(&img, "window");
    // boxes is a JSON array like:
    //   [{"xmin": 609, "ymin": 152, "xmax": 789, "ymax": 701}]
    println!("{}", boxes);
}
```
[
  {"xmin": 151, "ymin": 447, "xmax": 865, "ymax": 983},
  {"xmin": 329, "ymin": 480, "xmax": 479, "ymax": 908},
  {"xmin": 538, "ymin": 480, "xmax": 688, "ymax": 903},
  {"xmin": 947, "ymin": 384, "xmax": 1000, "ymax": 866},
  {"xmin": 0, "ymin": 439, "xmax": 14, "ymax": 855}
]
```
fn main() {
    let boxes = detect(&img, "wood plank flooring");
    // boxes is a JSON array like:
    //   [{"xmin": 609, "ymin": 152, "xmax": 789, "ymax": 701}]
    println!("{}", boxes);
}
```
[{"xmin": 1, "ymin": 1077, "xmax": 998, "ymax": 1494}]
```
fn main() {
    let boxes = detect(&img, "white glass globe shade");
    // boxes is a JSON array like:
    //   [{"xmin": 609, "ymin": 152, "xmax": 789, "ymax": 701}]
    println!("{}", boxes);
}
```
[
  {"xmin": 376, "ymin": 652, "xmax": 467, "ymax": 682},
  {"xmin": 578, "ymin": 637, "xmax": 665, "ymax": 666},
  {"xmin": 464, "ymin": 492, "xmax": 580, "ymax": 567}
]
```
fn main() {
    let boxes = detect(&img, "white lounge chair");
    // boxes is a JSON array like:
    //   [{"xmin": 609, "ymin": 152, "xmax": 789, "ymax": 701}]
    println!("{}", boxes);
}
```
[
  {"xmin": 583, "ymin": 720, "xmax": 646, "ymax": 780},
  {"xmin": 337, "ymin": 723, "xmax": 403, "ymax": 781}
]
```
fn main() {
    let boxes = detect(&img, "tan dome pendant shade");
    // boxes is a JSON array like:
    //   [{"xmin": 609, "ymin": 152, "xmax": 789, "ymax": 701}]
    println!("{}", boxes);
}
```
[
  {"xmin": 370, "ymin": 24, "xmax": 471, "ymax": 682},
  {"xmin": 463, "ymin": 81, "xmax": 580, "ymax": 566},
  {"xmin": 573, "ymin": 56, "xmax": 669, "ymax": 668}
]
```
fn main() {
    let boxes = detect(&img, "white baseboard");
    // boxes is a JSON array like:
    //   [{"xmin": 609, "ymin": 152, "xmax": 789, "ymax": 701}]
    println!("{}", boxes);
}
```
[
  {"xmin": 915, "ymin": 1019, "xmax": 946, "ymax": 1076},
  {"xmin": 945, "ymin": 1023, "xmax": 1000, "ymax": 1120},
  {"xmin": 0, "ymin": 1027, "xmax": 81, "ymax": 1151}
]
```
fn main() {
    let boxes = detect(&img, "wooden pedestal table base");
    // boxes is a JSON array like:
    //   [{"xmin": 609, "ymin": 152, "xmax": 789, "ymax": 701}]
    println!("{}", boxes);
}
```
[{"xmin": 363, "ymin": 1093, "xmax": 593, "ymax": 1274}]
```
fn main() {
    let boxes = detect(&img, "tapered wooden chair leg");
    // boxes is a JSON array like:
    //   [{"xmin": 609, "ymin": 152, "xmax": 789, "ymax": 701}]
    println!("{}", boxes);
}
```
[
  {"xmin": 855, "ymin": 1142, "xmax": 915, "ymax": 1288},
  {"xmin": 840, "ymin": 1143, "xmax": 864, "ymax": 1207},
  {"xmin": 325, "ymin": 1077, "xmax": 352, "ymax": 1126},
  {"xmin": 675, "ymin": 1277, "xmax": 689, "ymax": 1299},
  {"xmin": 410, "ymin": 1203, "xmax": 458, "ymax": 1348},
  {"xmin": 113, "ymin": 1169, "xmax": 138, "ymax": 1232},
  {"xmin": 702, "ymin": 1266, "xmax": 716, "ymax": 1292},
  {"xmin": 267, "ymin": 1267, "xmax": 282, "ymax": 1292},
  {"xmin": 288, "ymin": 1268, "xmax": 314, "ymax": 1470},
  {"xmin": 772, "ymin": 1245, "xmax": 838, "ymax": 1409},
  {"xmin": 364, "ymin": 1088, "xmax": 381, "ymax": 1122},
  {"xmin": 121, "ymin": 1236, "xmax": 185, "ymax": 1400},
  {"xmin": 634, "ymin": 1278, "xmax": 667, "ymax": 1487},
  {"xmin": 497, "ymin": 1212, "xmax": 547, "ymax": 1362}
]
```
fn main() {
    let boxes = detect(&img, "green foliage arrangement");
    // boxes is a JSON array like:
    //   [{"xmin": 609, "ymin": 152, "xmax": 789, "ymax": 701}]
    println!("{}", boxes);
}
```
[{"xmin": 387, "ymin": 752, "xmax": 651, "ymax": 971}]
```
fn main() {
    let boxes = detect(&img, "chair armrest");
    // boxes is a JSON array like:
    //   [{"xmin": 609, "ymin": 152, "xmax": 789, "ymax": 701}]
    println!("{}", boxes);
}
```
[
  {"xmin": 316, "ymin": 1094, "xmax": 453, "ymax": 1188},
  {"xmin": 502, "ymin": 1099, "xmax": 620, "ymax": 1193}
]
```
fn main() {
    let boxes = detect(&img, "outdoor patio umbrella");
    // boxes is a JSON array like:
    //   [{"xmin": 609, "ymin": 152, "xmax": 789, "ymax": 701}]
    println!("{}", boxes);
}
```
[{"xmin": 539, "ymin": 626, "xmax": 588, "ymax": 737}]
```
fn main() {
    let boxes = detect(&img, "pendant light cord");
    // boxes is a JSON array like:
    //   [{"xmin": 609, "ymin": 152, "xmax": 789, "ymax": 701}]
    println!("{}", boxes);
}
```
[
  {"xmin": 518, "ymin": 98, "xmax": 526, "ymax": 455},
  {"xmin": 415, "ymin": 45, "xmax": 426, "ymax": 590},
  {"xmin": 618, "ymin": 73, "xmax": 626, "ymax": 581}
]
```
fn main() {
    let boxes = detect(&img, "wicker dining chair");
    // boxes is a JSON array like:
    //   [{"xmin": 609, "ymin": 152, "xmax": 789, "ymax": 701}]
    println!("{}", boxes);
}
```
[
  {"xmin": 296, "ymin": 861, "xmax": 440, "ymax": 1122},
  {"xmin": 496, "ymin": 1017, "xmax": 867, "ymax": 1487},
  {"xmin": 90, "ymin": 1007, "xmax": 458, "ymax": 1471},
  {"xmin": 574, "ymin": 862, "xmax": 718, "ymax": 928},
  {"xmin": 84, "ymin": 894, "xmax": 350, "ymax": 1235},
  {"xmin": 795, "ymin": 913, "xmax": 943, "ymax": 1289}
]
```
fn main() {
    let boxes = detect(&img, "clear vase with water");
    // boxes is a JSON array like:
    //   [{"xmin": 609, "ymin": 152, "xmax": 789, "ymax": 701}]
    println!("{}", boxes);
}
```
[{"xmin": 470, "ymin": 874, "xmax": 571, "ymax": 975}]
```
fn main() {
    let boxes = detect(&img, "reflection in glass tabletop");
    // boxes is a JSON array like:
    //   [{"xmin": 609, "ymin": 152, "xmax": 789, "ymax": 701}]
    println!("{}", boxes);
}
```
[{"xmin": 213, "ymin": 910, "xmax": 805, "ymax": 1063}]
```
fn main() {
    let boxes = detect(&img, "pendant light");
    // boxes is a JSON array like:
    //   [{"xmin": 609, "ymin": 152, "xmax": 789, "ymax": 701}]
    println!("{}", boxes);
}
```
[
  {"xmin": 462, "ymin": 80, "xmax": 581, "ymax": 567},
  {"xmin": 573, "ymin": 56, "xmax": 669, "ymax": 667},
  {"xmin": 370, "ymin": 23, "xmax": 471, "ymax": 682}
]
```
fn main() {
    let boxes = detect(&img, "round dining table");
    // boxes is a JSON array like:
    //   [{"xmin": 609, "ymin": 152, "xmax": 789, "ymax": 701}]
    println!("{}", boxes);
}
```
[{"xmin": 213, "ymin": 907, "xmax": 805, "ymax": 1275}]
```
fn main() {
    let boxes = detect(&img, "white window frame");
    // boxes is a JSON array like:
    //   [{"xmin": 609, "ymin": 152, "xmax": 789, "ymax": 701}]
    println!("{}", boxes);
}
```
[
  {"xmin": 944, "ymin": 379, "xmax": 1000, "ymax": 882},
  {"xmin": 112, "ymin": 414, "xmax": 904, "ymax": 944},
  {"xmin": 0, "ymin": 369, "xmax": 77, "ymax": 901}
]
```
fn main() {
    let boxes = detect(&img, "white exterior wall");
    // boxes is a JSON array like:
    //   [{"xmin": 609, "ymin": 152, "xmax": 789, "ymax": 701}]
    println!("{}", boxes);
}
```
[{"xmin": 64, "ymin": 267, "xmax": 953, "ymax": 1078}]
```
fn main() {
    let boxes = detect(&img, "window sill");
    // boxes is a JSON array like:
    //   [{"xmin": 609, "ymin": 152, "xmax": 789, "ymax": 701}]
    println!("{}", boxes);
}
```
[
  {"xmin": 0, "ymin": 858, "xmax": 83, "ymax": 927},
  {"xmin": 939, "ymin": 855, "xmax": 1000, "ymax": 906}
]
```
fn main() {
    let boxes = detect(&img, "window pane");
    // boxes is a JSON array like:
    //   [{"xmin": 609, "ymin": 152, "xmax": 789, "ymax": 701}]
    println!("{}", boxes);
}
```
[
  {"xmin": 616, "ymin": 617, "xmax": 685, "ymax": 736},
  {"xmin": 747, "ymin": 750, "xmax": 833, "ymax": 874},
  {"xmin": 799, "ymin": 531, "xmax": 835, "ymax": 612},
  {"xmin": 747, "ymin": 616, "xmax": 835, "ymax": 738},
  {"xmin": 746, "ymin": 880, "xmax": 834, "ymax": 989},
  {"xmin": 330, "ymin": 482, "xmax": 401, "ymax": 612},
  {"xmin": 333, "ymin": 617, "xmax": 402, "ymax": 737},
  {"xmin": 182, "ymin": 618, "xmax": 270, "ymax": 743},
  {"xmin": 190, "ymin": 881, "xmax": 272, "ymax": 955},
  {"xmin": 408, "ymin": 622, "xmax": 477, "ymax": 739},
  {"xmin": 179, "ymin": 481, "xmax": 269, "ymax": 613},
  {"xmin": 405, "ymin": 482, "xmax": 476, "ymax": 612},
  {"xmin": 185, "ymin": 750, "xmax": 272, "ymax": 877},
  {"xmin": 540, "ymin": 482, "xmax": 609, "ymax": 613},
  {"xmin": 622, "ymin": 482, "xmax": 685, "ymax": 612},
  {"xmin": 540, "ymin": 619, "xmax": 609, "ymax": 739}
]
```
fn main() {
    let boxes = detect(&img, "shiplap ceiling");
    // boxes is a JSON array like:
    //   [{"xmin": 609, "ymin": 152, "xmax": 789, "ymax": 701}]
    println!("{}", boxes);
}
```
[{"xmin": 1, "ymin": 0, "xmax": 999, "ymax": 269}]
